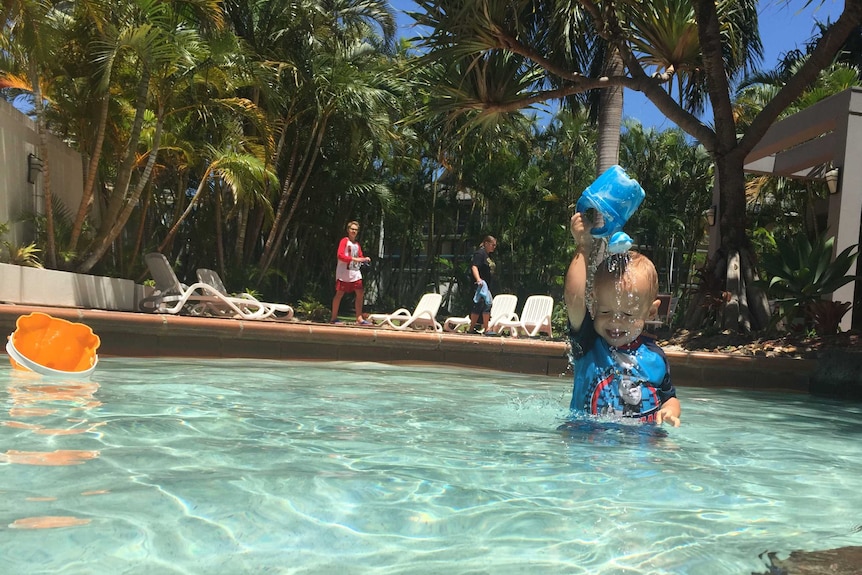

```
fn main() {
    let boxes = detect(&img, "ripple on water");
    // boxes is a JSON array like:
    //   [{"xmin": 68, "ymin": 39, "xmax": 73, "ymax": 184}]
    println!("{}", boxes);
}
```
[{"xmin": 2, "ymin": 358, "xmax": 862, "ymax": 574}]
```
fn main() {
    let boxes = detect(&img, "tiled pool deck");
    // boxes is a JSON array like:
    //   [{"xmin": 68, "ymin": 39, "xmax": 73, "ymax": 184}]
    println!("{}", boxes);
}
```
[{"xmin": 0, "ymin": 303, "xmax": 816, "ymax": 393}]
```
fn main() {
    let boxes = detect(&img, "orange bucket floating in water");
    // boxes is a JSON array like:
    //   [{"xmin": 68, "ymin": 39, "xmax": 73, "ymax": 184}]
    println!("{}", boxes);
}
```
[{"xmin": 6, "ymin": 312, "xmax": 100, "ymax": 377}]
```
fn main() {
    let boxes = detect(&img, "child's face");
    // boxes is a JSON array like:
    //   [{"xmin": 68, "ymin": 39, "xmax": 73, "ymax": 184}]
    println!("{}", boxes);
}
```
[{"xmin": 592, "ymin": 273, "xmax": 659, "ymax": 347}]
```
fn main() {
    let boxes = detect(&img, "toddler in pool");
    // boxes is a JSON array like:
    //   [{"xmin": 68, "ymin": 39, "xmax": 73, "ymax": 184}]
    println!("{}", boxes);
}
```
[{"xmin": 564, "ymin": 211, "xmax": 681, "ymax": 426}]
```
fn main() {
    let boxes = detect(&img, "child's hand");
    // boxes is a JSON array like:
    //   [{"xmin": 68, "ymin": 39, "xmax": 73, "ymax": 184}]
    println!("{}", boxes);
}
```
[
  {"xmin": 570, "ymin": 212, "xmax": 601, "ymax": 247},
  {"xmin": 656, "ymin": 405, "xmax": 681, "ymax": 427}
]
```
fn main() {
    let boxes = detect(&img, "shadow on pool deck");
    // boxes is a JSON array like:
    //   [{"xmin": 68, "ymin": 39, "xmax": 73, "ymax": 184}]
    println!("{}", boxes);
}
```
[{"xmin": 0, "ymin": 303, "xmax": 816, "ymax": 393}]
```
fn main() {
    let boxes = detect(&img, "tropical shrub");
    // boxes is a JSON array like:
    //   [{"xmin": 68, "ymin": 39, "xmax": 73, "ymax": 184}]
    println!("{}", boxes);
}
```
[
  {"xmin": 551, "ymin": 301, "xmax": 569, "ymax": 339},
  {"xmin": 295, "ymin": 298, "xmax": 329, "ymax": 323},
  {"xmin": 757, "ymin": 232, "xmax": 859, "ymax": 334},
  {"xmin": 686, "ymin": 257, "xmax": 729, "ymax": 329},
  {"xmin": 803, "ymin": 300, "xmax": 853, "ymax": 336},
  {"xmin": 0, "ymin": 222, "xmax": 42, "ymax": 268}
]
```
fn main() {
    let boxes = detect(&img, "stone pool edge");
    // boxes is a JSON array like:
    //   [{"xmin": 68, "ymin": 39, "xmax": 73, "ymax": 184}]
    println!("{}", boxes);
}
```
[{"xmin": 0, "ymin": 303, "xmax": 815, "ymax": 393}]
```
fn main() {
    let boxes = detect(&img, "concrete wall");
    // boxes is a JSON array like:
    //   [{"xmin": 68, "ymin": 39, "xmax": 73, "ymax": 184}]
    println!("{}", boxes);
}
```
[
  {"xmin": 0, "ymin": 99, "xmax": 86, "ymax": 248},
  {"xmin": 0, "ymin": 262, "xmax": 146, "ymax": 311}
]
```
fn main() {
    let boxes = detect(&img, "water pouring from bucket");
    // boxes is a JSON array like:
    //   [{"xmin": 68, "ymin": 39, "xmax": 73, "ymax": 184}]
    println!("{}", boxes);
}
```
[{"xmin": 6, "ymin": 312, "xmax": 100, "ymax": 378}]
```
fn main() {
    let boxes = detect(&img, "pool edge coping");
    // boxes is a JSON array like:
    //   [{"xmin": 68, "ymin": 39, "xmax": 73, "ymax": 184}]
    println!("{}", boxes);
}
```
[{"xmin": 0, "ymin": 303, "xmax": 816, "ymax": 393}]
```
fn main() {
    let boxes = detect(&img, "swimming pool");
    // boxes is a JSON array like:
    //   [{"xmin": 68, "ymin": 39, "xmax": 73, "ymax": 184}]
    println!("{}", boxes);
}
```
[{"xmin": 2, "ymin": 358, "xmax": 860, "ymax": 574}]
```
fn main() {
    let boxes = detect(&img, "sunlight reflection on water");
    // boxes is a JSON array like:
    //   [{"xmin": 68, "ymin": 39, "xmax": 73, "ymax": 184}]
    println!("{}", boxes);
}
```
[{"xmin": 1, "ymin": 358, "xmax": 861, "ymax": 574}]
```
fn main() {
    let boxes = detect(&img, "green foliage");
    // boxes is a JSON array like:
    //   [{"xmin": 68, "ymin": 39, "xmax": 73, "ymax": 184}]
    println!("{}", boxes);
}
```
[
  {"xmin": 550, "ymin": 301, "xmax": 569, "ymax": 340},
  {"xmin": 621, "ymin": 123, "xmax": 714, "ymax": 295},
  {"xmin": 23, "ymin": 196, "xmax": 83, "ymax": 267},
  {"xmin": 436, "ymin": 256, "xmax": 454, "ymax": 274},
  {"xmin": 240, "ymin": 287, "xmax": 262, "ymax": 299},
  {"xmin": 750, "ymin": 227, "xmax": 777, "ymax": 262},
  {"xmin": 227, "ymin": 266, "xmax": 283, "ymax": 304},
  {"xmin": 295, "ymin": 298, "xmax": 329, "ymax": 323},
  {"xmin": 0, "ymin": 222, "xmax": 42, "ymax": 268},
  {"xmin": 758, "ymin": 232, "xmax": 859, "ymax": 334},
  {"xmin": 690, "ymin": 257, "xmax": 728, "ymax": 327}
]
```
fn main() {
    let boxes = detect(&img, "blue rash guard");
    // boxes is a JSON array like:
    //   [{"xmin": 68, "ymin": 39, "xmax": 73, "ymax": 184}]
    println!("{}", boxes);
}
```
[{"xmin": 568, "ymin": 315, "xmax": 675, "ymax": 423}]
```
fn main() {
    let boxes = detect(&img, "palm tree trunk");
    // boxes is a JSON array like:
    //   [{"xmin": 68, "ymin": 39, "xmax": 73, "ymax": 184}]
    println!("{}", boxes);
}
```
[
  {"xmin": 69, "ymin": 93, "xmax": 110, "ymax": 252},
  {"xmin": 583, "ymin": 49, "xmax": 625, "ymax": 307},
  {"xmin": 215, "ymin": 183, "xmax": 225, "ymax": 279},
  {"xmin": 78, "ymin": 109, "xmax": 163, "ymax": 273},
  {"xmin": 235, "ymin": 204, "xmax": 249, "ymax": 261},
  {"xmin": 690, "ymin": 152, "xmax": 770, "ymax": 332},
  {"xmin": 245, "ymin": 208, "xmax": 266, "ymax": 262},
  {"xmin": 257, "ymin": 116, "xmax": 304, "ymax": 267},
  {"xmin": 96, "ymin": 69, "xmax": 151, "ymax": 239},
  {"xmin": 259, "ymin": 114, "xmax": 329, "ymax": 275},
  {"xmin": 273, "ymin": 115, "xmax": 330, "ymax": 262},
  {"xmin": 77, "ymin": 68, "xmax": 151, "ymax": 273},
  {"xmin": 596, "ymin": 48, "xmax": 624, "ymax": 174},
  {"xmin": 158, "ymin": 165, "xmax": 214, "ymax": 253},
  {"xmin": 130, "ymin": 183, "xmax": 153, "ymax": 271}
]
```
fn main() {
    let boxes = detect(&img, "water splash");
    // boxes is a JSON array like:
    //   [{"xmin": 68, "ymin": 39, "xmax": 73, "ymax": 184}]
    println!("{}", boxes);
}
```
[
  {"xmin": 584, "ymin": 236, "xmax": 607, "ymax": 316},
  {"xmin": 603, "ymin": 250, "xmax": 633, "ymax": 278},
  {"xmin": 612, "ymin": 251, "xmax": 637, "ymax": 333}
]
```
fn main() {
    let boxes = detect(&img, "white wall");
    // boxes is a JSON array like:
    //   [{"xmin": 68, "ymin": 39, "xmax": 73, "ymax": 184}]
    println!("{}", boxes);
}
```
[
  {"xmin": 0, "ymin": 262, "xmax": 146, "ymax": 311},
  {"xmin": 0, "ymin": 99, "xmax": 85, "ymax": 248}
]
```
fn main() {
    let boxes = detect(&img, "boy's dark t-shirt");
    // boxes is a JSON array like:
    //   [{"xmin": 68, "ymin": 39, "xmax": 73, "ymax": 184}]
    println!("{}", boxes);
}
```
[{"xmin": 470, "ymin": 246, "xmax": 496, "ymax": 291}]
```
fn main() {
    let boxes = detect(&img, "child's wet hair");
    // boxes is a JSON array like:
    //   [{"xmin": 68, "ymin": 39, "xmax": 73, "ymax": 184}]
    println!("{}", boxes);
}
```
[{"xmin": 594, "ymin": 252, "xmax": 659, "ymax": 301}]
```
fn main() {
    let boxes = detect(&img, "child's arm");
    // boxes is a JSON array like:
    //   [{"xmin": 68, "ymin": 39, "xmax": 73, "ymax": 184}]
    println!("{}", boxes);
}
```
[
  {"xmin": 656, "ymin": 397, "xmax": 681, "ymax": 427},
  {"xmin": 564, "ymin": 212, "xmax": 595, "ymax": 331}
]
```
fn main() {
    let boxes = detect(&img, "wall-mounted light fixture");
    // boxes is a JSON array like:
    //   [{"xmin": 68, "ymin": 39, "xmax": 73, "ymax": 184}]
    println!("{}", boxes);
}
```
[
  {"xmin": 825, "ymin": 166, "xmax": 841, "ymax": 195},
  {"xmin": 705, "ymin": 205, "xmax": 716, "ymax": 227},
  {"xmin": 27, "ymin": 153, "xmax": 43, "ymax": 184}
]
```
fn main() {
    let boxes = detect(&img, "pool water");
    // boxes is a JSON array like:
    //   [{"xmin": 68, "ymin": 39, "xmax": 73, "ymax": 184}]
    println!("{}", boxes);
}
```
[{"xmin": 1, "ymin": 358, "xmax": 861, "ymax": 574}]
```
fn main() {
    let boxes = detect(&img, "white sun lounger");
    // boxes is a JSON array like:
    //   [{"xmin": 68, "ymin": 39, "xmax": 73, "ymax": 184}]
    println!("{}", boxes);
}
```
[
  {"xmin": 443, "ymin": 293, "xmax": 519, "ymax": 333},
  {"xmin": 495, "ymin": 295, "xmax": 554, "ymax": 338},
  {"xmin": 196, "ymin": 268, "xmax": 294, "ymax": 320},
  {"xmin": 369, "ymin": 293, "xmax": 443, "ymax": 332},
  {"xmin": 645, "ymin": 294, "xmax": 679, "ymax": 330},
  {"xmin": 139, "ymin": 253, "xmax": 286, "ymax": 320}
]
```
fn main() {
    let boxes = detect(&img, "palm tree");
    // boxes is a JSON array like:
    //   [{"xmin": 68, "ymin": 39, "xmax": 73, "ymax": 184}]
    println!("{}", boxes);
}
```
[
  {"xmin": 75, "ymin": 0, "xmax": 229, "ymax": 273},
  {"xmin": 2, "ymin": 0, "xmax": 408, "ymax": 302},
  {"xmin": 252, "ymin": 0, "xmax": 398, "ymax": 276},
  {"xmin": 157, "ymin": 145, "xmax": 278, "ymax": 254},
  {"xmin": 410, "ymin": 0, "xmax": 862, "ymax": 332}
]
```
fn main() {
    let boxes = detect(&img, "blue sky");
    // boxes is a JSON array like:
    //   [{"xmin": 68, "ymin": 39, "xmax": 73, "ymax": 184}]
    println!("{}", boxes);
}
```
[{"xmin": 388, "ymin": 0, "xmax": 844, "ymax": 129}]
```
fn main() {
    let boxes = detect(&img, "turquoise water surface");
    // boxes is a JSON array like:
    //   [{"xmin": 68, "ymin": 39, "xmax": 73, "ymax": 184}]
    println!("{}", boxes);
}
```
[{"xmin": 1, "ymin": 358, "xmax": 860, "ymax": 574}]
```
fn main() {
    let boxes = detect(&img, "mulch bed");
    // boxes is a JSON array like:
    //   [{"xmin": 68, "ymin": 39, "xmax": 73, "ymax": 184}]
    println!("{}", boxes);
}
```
[{"xmin": 657, "ymin": 328, "xmax": 862, "ymax": 359}]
